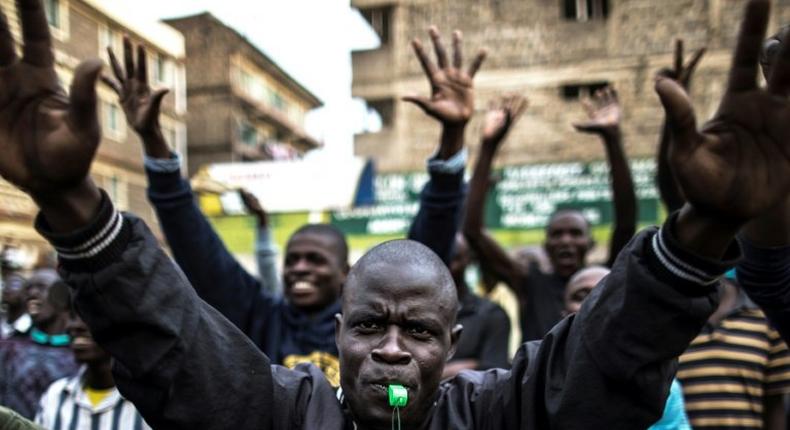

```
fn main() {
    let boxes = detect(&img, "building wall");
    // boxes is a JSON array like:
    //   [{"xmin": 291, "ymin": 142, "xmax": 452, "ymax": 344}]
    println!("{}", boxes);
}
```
[
  {"xmin": 167, "ymin": 14, "xmax": 322, "ymax": 175},
  {"xmin": 0, "ymin": 0, "xmax": 187, "ymax": 260},
  {"xmin": 352, "ymin": 0, "xmax": 790, "ymax": 172}
]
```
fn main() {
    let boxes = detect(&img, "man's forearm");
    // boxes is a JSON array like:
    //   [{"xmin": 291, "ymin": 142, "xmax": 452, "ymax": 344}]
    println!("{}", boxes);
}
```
[
  {"xmin": 34, "ymin": 180, "xmax": 103, "ymax": 233},
  {"xmin": 463, "ymin": 145, "xmax": 496, "ymax": 235},
  {"xmin": 137, "ymin": 127, "xmax": 170, "ymax": 159},
  {"xmin": 38, "ymin": 208, "xmax": 274, "ymax": 429},
  {"xmin": 600, "ymin": 129, "xmax": 637, "ymax": 267},
  {"xmin": 742, "ymin": 198, "xmax": 790, "ymax": 247},
  {"xmin": 656, "ymin": 122, "xmax": 685, "ymax": 213},
  {"xmin": 438, "ymin": 124, "xmax": 466, "ymax": 160}
]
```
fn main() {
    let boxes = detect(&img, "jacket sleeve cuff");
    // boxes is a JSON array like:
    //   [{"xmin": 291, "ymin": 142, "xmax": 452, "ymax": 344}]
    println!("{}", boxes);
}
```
[
  {"xmin": 144, "ymin": 152, "xmax": 182, "ymax": 173},
  {"xmin": 145, "ymin": 164, "xmax": 189, "ymax": 196},
  {"xmin": 35, "ymin": 190, "xmax": 131, "ymax": 273},
  {"xmin": 645, "ymin": 211, "xmax": 741, "ymax": 292},
  {"xmin": 427, "ymin": 148, "xmax": 467, "ymax": 174}
]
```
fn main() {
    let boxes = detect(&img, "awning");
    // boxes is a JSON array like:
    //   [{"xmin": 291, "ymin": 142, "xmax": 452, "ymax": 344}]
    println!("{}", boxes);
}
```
[{"xmin": 193, "ymin": 156, "xmax": 375, "ymax": 214}]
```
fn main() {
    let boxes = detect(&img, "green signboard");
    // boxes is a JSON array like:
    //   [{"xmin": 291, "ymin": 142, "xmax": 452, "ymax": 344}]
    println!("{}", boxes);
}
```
[{"xmin": 330, "ymin": 158, "xmax": 659, "ymax": 236}]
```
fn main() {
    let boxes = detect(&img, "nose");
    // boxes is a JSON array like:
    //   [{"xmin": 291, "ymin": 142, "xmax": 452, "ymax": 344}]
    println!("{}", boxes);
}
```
[
  {"xmin": 291, "ymin": 257, "xmax": 312, "ymax": 274},
  {"xmin": 371, "ymin": 326, "xmax": 411, "ymax": 365}
]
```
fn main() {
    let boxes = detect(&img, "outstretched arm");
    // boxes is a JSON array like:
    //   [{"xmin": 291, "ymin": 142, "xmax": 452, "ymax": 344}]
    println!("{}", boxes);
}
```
[
  {"xmin": 462, "ymin": 96, "xmax": 529, "ymax": 287},
  {"xmin": 519, "ymin": 3, "xmax": 788, "ymax": 427},
  {"xmin": 655, "ymin": 40, "xmax": 706, "ymax": 213},
  {"xmin": 240, "ymin": 190, "xmax": 282, "ymax": 295},
  {"xmin": 404, "ymin": 27, "xmax": 486, "ymax": 264},
  {"xmin": 0, "ymin": 2, "xmax": 280, "ymax": 427},
  {"xmin": 103, "ymin": 38, "xmax": 270, "ymax": 334},
  {"xmin": 573, "ymin": 86, "xmax": 636, "ymax": 267}
]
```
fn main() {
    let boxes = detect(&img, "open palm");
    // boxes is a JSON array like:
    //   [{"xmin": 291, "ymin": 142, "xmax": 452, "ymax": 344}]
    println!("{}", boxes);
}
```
[
  {"xmin": 103, "ymin": 36, "xmax": 168, "ymax": 135},
  {"xmin": 403, "ymin": 27, "xmax": 486, "ymax": 126},
  {"xmin": 657, "ymin": 0, "xmax": 790, "ymax": 222},
  {"xmin": 0, "ymin": 0, "xmax": 102, "ymax": 195}
]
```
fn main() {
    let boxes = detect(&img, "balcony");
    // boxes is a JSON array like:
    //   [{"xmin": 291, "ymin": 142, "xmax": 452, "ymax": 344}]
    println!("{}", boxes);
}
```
[{"xmin": 352, "ymin": 46, "xmax": 396, "ymax": 93}]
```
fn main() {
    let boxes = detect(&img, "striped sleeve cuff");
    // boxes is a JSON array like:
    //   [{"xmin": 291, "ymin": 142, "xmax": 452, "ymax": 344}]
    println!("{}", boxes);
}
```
[
  {"xmin": 427, "ymin": 148, "xmax": 467, "ymax": 174},
  {"xmin": 35, "ymin": 191, "xmax": 131, "ymax": 273},
  {"xmin": 647, "ymin": 212, "xmax": 741, "ymax": 291},
  {"xmin": 144, "ymin": 152, "xmax": 182, "ymax": 173}
]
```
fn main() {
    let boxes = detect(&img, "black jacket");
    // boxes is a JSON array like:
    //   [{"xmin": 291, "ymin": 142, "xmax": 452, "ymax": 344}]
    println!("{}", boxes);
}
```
[{"xmin": 40, "ymin": 197, "xmax": 737, "ymax": 430}]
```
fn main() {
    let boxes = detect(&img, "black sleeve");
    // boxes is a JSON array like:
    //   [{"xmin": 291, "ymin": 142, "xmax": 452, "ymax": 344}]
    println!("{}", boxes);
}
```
[
  {"xmin": 36, "ymin": 195, "xmax": 279, "ymax": 430},
  {"xmin": 476, "ymin": 302, "xmax": 511, "ymax": 370},
  {"xmin": 437, "ymin": 214, "xmax": 737, "ymax": 429}
]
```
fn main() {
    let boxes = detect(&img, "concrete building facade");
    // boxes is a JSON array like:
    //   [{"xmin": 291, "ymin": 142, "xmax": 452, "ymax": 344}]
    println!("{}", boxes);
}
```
[
  {"xmin": 164, "ymin": 13, "xmax": 323, "ymax": 175},
  {"xmin": 0, "ymin": 0, "xmax": 187, "ymax": 265},
  {"xmin": 352, "ymin": 0, "xmax": 790, "ymax": 172}
]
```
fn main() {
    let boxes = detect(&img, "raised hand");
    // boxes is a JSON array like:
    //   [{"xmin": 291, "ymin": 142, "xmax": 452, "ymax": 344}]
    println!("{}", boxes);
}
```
[
  {"xmin": 481, "ymin": 95, "xmax": 528, "ymax": 149},
  {"xmin": 573, "ymin": 86, "xmax": 620, "ymax": 136},
  {"xmin": 0, "ymin": 0, "xmax": 102, "ymax": 230},
  {"xmin": 403, "ymin": 27, "xmax": 486, "ymax": 126},
  {"xmin": 103, "ymin": 36, "xmax": 170, "ymax": 157},
  {"xmin": 656, "ymin": 0, "xmax": 790, "ymax": 224},
  {"xmin": 240, "ymin": 189, "xmax": 268, "ymax": 228},
  {"xmin": 658, "ymin": 40, "xmax": 706, "ymax": 90}
]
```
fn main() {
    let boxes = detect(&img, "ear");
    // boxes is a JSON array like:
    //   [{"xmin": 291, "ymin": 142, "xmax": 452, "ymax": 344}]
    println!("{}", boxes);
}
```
[
  {"xmin": 334, "ymin": 313, "xmax": 343, "ymax": 349},
  {"xmin": 446, "ymin": 324, "xmax": 463, "ymax": 361}
]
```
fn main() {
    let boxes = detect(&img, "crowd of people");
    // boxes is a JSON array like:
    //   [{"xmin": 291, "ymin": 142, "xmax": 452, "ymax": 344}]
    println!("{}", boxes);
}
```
[{"xmin": 0, "ymin": 0, "xmax": 789, "ymax": 428}]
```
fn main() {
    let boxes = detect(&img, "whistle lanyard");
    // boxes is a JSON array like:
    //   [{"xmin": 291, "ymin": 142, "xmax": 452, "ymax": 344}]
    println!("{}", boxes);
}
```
[{"xmin": 391, "ymin": 407, "xmax": 401, "ymax": 430}]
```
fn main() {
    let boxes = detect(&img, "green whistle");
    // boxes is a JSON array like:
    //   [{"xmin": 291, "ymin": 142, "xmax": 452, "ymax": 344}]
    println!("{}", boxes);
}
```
[{"xmin": 388, "ymin": 384, "xmax": 408, "ymax": 408}]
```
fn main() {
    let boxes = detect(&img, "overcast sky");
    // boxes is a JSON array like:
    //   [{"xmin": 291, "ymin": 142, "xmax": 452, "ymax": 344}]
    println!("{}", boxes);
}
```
[{"xmin": 115, "ymin": 0, "xmax": 380, "ymax": 158}]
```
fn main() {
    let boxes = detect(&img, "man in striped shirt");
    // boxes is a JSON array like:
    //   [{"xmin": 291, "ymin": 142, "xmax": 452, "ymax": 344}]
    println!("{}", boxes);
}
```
[
  {"xmin": 35, "ymin": 315, "xmax": 149, "ymax": 430},
  {"xmin": 677, "ymin": 273, "xmax": 790, "ymax": 429}
]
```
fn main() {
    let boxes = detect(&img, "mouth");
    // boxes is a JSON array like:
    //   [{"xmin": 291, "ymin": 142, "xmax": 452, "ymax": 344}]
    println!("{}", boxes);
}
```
[
  {"xmin": 27, "ymin": 299, "xmax": 42, "ymax": 316},
  {"xmin": 71, "ymin": 337, "xmax": 94, "ymax": 350},
  {"xmin": 369, "ymin": 380, "xmax": 413, "ymax": 396},
  {"xmin": 555, "ymin": 249, "xmax": 577, "ymax": 264},
  {"xmin": 290, "ymin": 281, "xmax": 318, "ymax": 297}
]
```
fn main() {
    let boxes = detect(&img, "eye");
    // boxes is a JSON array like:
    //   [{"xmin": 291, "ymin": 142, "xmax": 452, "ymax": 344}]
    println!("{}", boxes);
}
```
[
  {"xmin": 356, "ymin": 320, "xmax": 382, "ymax": 333},
  {"xmin": 407, "ymin": 325, "xmax": 432, "ymax": 339}
]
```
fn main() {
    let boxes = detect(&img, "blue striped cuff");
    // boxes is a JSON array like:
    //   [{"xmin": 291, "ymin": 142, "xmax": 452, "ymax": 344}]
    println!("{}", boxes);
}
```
[
  {"xmin": 427, "ymin": 148, "xmax": 467, "ymax": 174},
  {"xmin": 144, "ymin": 152, "xmax": 182, "ymax": 173}
]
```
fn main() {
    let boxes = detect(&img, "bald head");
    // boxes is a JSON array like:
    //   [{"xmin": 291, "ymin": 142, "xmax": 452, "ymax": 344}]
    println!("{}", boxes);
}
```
[
  {"xmin": 343, "ymin": 239, "xmax": 457, "ymax": 317},
  {"xmin": 564, "ymin": 266, "xmax": 610, "ymax": 315},
  {"xmin": 336, "ymin": 240, "xmax": 463, "ymax": 429}
]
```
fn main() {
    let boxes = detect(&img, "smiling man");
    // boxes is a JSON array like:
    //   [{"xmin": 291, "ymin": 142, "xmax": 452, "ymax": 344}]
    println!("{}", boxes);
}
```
[{"xmin": 1, "ymin": 0, "xmax": 789, "ymax": 428}]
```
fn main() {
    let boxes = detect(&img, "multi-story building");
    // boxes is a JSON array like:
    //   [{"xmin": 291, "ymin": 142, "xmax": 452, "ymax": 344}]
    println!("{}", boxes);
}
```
[
  {"xmin": 352, "ymin": 0, "xmax": 789, "ymax": 172},
  {"xmin": 164, "ymin": 13, "xmax": 323, "ymax": 175},
  {"xmin": 0, "ymin": 0, "xmax": 187, "ymax": 264}
]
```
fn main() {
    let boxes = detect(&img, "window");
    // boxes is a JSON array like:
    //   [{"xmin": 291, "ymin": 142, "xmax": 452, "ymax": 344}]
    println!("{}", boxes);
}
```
[
  {"xmin": 101, "ymin": 100, "xmax": 126, "ymax": 141},
  {"xmin": 367, "ymin": 98, "xmax": 394, "ymax": 128},
  {"xmin": 43, "ymin": 0, "xmax": 68, "ymax": 40},
  {"xmin": 563, "ymin": 0, "xmax": 609, "ymax": 21},
  {"xmin": 272, "ymin": 93, "xmax": 286, "ymax": 111},
  {"xmin": 239, "ymin": 122, "xmax": 258, "ymax": 147},
  {"xmin": 560, "ymin": 81, "xmax": 609, "ymax": 100},
  {"xmin": 103, "ymin": 175, "xmax": 128, "ymax": 210},
  {"xmin": 44, "ymin": 0, "xmax": 60, "ymax": 28},
  {"xmin": 154, "ymin": 54, "xmax": 173, "ymax": 86},
  {"xmin": 360, "ymin": 7, "xmax": 391, "ymax": 45},
  {"xmin": 99, "ymin": 24, "xmax": 122, "ymax": 61}
]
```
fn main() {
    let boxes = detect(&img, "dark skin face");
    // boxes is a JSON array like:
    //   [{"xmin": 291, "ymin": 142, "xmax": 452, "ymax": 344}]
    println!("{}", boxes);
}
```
[
  {"xmin": 67, "ymin": 314, "xmax": 111, "ymax": 364},
  {"xmin": 563, "ymin": 267, "xmax": 609, "ymax": 316},
  {"xmin": 336, "ymin": 261, "xmax": 460, "ymax": 430},
  {"xmin": 283, "ymin": 232, "xmax": 347, "ymax": 313},
  {"xmin": 24, "ymin": 271, "xmax": 62, "ymax": 328},
  {"xmin": 544, "ymin": 212, "xmax": 593, "ymax": 279}
]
